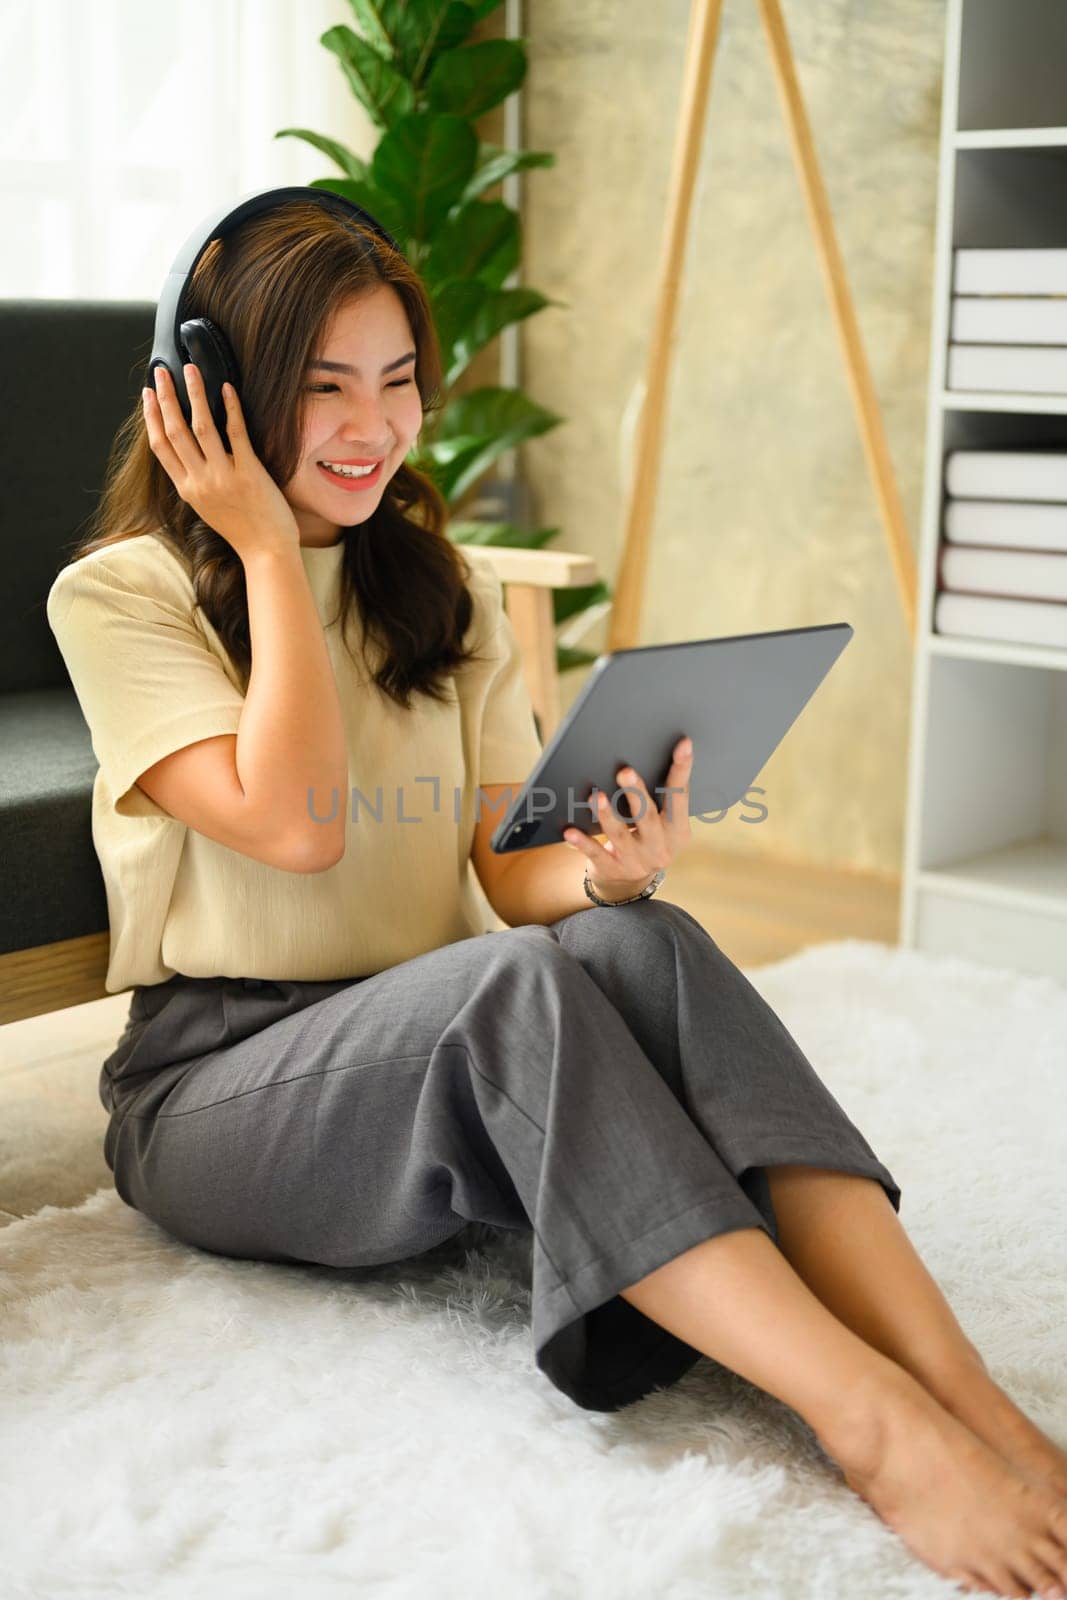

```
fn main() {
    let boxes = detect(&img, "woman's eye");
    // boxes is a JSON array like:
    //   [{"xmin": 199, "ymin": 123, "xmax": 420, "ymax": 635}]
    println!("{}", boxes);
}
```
[{"xmin": 305, "ymin": 379, "xmax": 414, "ymax": 393}]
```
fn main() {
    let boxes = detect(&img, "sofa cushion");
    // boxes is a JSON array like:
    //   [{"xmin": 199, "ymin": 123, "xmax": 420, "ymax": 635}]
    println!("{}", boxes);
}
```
[
  {"xmin": 0, "ymin": 688, "xmax": 107, "ymax": 953},
  {"xmin": 0, "ymin": 298, "xmax": 155, "ymax": 695},
  {"xmin": 0, "ymin": 297, "xmax": 155, "ymax": 964}
]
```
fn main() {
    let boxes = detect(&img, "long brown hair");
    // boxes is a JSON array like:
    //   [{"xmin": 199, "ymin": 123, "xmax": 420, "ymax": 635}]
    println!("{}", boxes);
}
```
[{"xmin": 62, "ymin": 199, "xmax": 490, "ymax": 710}]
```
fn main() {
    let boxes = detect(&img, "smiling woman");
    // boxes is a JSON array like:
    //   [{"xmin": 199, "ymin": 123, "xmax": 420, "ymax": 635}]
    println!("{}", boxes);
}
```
[
  {"xmin": 43, "ymin": 188, "xmax": 910, "ymax": 1483},
  {"xmin": 288, "ymin": 303, "xmax": 423, "ymax": 541},
  {"xmin": 58, "ymin": 197, "xmax": 485, "ymax": 712}
]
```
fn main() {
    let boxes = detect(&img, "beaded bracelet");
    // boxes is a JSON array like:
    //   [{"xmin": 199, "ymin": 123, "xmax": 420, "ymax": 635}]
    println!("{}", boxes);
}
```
[{"xmin": 582, "ymin": 867, "xmax": 667, "ymax": 907}]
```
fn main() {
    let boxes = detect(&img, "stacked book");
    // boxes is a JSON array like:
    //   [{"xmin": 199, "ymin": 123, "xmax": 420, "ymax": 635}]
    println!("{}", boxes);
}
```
[
  {"xmin": 938, "ymin": 450, "xmax": 1067, "ymax": 648},
  {"xmin": 949, "ymin": 249, "xmax": 1067, "ymax": 393}
]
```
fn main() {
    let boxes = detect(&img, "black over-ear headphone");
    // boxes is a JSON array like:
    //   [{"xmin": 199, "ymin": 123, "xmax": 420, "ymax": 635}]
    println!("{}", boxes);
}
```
[{"xmin": 145, "ymin": 184, "xmax": 403, "ymax": 452}]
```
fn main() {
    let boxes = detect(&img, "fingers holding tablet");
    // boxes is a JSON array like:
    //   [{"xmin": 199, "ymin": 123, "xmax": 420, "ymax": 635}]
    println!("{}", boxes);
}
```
[{"xmin": 563, "ymin": 734, "xmax": 694, "ymax": 891}]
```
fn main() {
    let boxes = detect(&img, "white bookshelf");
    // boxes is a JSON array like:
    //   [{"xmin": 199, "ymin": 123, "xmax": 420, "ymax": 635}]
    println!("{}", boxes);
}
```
[{"xmin": 900, "ymin": 0, "xmax": 1067, "ymax": 984}]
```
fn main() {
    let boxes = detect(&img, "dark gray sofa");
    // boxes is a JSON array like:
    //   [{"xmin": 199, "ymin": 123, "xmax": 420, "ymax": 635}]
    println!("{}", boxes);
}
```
[{"xmin": 1, "ymin": 298, "xmax": 156, "ymax": 1021}]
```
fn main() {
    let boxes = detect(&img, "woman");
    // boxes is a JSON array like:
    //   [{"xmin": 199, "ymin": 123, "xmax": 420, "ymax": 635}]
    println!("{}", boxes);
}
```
[{"xmin": 47, "ymin": 197, "xmax": 1067, "ymax": 1600}]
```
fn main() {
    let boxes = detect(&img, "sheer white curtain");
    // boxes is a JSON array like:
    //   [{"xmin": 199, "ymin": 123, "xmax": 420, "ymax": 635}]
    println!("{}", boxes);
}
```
[{"xmin": 0, "ymin": 0, "xmax": 377, "ymax": 299}]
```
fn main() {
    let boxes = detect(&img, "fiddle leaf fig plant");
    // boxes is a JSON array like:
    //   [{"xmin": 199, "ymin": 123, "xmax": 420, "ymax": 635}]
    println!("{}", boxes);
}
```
[{"xmin": 275, "ymin": 0, "xmax": 609, "ymax": 673}]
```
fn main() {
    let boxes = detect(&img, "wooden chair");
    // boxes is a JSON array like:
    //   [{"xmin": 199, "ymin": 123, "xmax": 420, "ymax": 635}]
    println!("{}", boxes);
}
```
[{"xmin": 466, "ymin": 543, "xmax": 598, "ymax": 743}]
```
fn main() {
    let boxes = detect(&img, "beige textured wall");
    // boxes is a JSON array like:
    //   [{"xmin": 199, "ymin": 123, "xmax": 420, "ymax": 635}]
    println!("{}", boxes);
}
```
[{"xmin": 518, "ymin": 1, "xmax": 946, "ymax": 877}]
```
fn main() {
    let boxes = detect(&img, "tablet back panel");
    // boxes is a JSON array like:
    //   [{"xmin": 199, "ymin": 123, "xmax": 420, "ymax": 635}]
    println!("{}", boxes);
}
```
[{"xmin": 490, "ymin": 621, "xmax": 854, "ymax": 854}]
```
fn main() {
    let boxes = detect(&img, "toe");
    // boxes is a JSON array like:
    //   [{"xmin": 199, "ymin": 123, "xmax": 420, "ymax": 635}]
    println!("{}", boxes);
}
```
[
  {"xmin": 981, "ymin": 1562, "xmax": 1028, "ymax": 1598},
  {"xmin": 1012, "ymin": 1548, "xmax": 1065, "ymax": 1598},
  {"xmin": 1033, "ymin": 1530, "xmax": 1067, "ymax": 1586},
  {"xmin": 1051, "ymin": 1505, "xmax": 1067, "ymax": 1553}
]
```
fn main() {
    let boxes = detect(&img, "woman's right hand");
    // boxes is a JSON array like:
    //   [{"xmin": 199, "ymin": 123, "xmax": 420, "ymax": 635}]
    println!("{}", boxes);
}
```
[{"xmin": 143, "ymin": 362, "xmax": 301, "ymax": 564}]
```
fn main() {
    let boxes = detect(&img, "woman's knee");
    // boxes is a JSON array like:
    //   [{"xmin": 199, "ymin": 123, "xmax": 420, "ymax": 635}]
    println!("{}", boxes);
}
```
[
  {"xmin": 487, "ymin": 922, "xmax": 588, "ymax": 985},
  {"xmin": 554, "ymin": 897, "xmax": 709, "ymax": 961},
  {"xmin": 491, "ymin": 902, "xmax": 720, "ymax": 1009}
]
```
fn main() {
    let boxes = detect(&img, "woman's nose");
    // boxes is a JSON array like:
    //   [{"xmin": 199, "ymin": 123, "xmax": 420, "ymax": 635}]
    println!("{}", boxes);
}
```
[
  {"xmin": 340, "ymin": 403, "xmax": 385, "ymax": 428},
  {"xmin": 337, "ymin": 407, "xmax": 392, "ymax": 450}
]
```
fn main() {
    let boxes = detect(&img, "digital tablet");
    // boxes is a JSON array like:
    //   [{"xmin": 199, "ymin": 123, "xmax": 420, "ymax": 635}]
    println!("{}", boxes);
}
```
[{"xmin": 489, "ymin": 620, "xmax": 854, "ymax": 854}]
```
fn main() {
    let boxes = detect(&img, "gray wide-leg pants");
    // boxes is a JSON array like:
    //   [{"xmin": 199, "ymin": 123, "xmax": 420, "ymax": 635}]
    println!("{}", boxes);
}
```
[{"xmin": 99, "ymin": 900, "xmax": 901, "ymax": 1413}]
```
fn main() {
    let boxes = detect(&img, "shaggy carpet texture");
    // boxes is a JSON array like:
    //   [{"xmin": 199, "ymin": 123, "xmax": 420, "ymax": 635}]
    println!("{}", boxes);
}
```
[{"xmin": 3, "ymin": 937, "xmax": 1065, "ymax": 1600}]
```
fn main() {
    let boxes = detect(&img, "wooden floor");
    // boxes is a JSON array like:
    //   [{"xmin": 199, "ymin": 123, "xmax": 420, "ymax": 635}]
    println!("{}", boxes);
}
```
[
  {"xmin": 0, "ymin": 848, "xmax": 901, "ymax": 1229},
  {"xmin": 665, "ymin": 846, "xmax": 901, "ymax": 968}
]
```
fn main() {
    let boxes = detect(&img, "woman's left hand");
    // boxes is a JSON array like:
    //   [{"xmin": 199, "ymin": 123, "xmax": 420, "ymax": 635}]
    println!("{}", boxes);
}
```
[{"xmin": 562, "ymin": 736, "xmax": 694, "ymax": 903}]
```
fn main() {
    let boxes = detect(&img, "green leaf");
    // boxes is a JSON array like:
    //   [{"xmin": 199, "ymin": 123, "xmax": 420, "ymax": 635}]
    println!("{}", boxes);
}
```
[
  {"xmin": 409, "ymin": 3, "xmax": 481, "ymax": 83},
  {"xmin": 434, "ymin": 387, "xmax": 563, "ymax": 500},
  {"xmin": 273, "ymin": 127, "xmax": 370, "ymax": 183},
  {"xmin": 443, "ymin": 286, "xmax": 560, "ymax": 388},
  {"xmin": 465, "ymin": 0, "xmax": 506, "ymax": 20},
  {"xmin": 412, "ymin": 431, "xmax": 485, "ymax": 465},
  {"xmin": 350, "ymin": 1, "xmax": 478, "ymax": 85},
  {"xmin": 427, "ymin": 280, "xmax": 487, "ymax": 372},
  {"xmin": 425, "ymin": 39, "xmax": 527, "ymax": 119},
  {"xmin": 410, "ymin": 433, "xmax": 488, "ymax": 498},
  {"xmin": 552, "ymin": 579, "xmax": 611, "ymax": 626},
  {"xmin": 445, "ymin": 447, "xmax": 512, "ymax": 505},
  {"xmin": 436, "ymin": 387, "xmax": 562, "ymax": 445},
  {"xmin": 447, "ymin": 520, "xmax": 561, "ymax": 550},
  {"xmin": 306, "ymin": 177, "xmax": 410, "ymax": 253},
  {"xmin": 422, "ymin": 199, "xmax": 518, "ymax": 289},
  {"xmin": 459, "ymin": 143, "xmax": 555, "ymax": 204},
  {"xmin": 321, "ymin": 25, "xmax": 415, "ymax": 130},
  {"xmin": 343, "ymin": 0, "xmax": 394, "ymax": 58},
  {"xmin": 556, "ymin": 644, "xmax": 601, "ymax": 673},
  {"xmin": 372, "ymin": 112, "xmax": 478, "ymax": 240}
]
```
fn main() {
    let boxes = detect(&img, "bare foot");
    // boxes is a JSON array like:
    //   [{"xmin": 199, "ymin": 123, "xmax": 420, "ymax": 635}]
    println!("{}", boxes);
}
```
[
  {"xmin": 929, "ymin": 1360, "xmax": 1067, "ymax": 1504},
  {"xmin": 819, "ymin": 1371, "xmax": 1067, "ymax": 1598}
]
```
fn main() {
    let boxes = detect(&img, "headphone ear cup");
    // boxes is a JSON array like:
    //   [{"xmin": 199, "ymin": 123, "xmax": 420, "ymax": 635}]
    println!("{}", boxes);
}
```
[{"xmin": 179, "ymin": 317, "xmax": 240, "ymax": 447}]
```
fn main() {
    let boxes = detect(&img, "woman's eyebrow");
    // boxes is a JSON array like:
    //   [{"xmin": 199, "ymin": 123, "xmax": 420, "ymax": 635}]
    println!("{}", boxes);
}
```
[{"xmin": 307, "ymin": 350, "xmax": 417, "ymax": 375}]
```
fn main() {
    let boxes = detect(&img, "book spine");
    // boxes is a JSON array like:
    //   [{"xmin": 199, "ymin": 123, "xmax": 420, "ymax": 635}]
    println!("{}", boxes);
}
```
[
  {"xmin": 953, "ymin": 248, "xmax": 1067, "ymax": 295},
  {"xmin": 944, "ymin": 500, "xmax": 1067, "ymax": 553},
  {"xmin": 938, "ymin": 544, "xmax": 1067, "ymax": 601},
  {"xmin": 950, "ymin": 296, "xmax": 1067, "ymax": 345},
  {"xmin": 934, "ymin": 592, "xmax": 1067, "ymax": 648},
  {"xmin": 947, "ymin": 344, "xmax": 1067, "ymax": 393},
  {"xmin": 945, "ymin": 452, "xmax": 1067, "ymax": 500}
]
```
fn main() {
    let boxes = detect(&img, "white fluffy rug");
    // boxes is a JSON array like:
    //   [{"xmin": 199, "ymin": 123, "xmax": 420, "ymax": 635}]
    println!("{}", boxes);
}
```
[{"xmin": 3, "ymin": 938, "xmax": 1066, "ymax": 1600}]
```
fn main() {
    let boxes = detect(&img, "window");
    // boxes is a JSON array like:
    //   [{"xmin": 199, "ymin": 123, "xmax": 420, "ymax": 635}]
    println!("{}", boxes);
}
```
[{"xmin": 0, "ymin": 0, "xmax": 375, "ymax": 299}]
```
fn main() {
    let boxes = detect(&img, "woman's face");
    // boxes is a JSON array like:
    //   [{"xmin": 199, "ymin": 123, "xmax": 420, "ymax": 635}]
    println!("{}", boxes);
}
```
[{"xmin": 283, "ymin": 285, "xmax": 424, "ymax": 547}]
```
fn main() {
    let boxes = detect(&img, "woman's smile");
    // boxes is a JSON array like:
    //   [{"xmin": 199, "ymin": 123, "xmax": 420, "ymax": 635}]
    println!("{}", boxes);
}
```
[{"xmin": 315, "ymin": 459, "xmax": 385, "ymax": 490}]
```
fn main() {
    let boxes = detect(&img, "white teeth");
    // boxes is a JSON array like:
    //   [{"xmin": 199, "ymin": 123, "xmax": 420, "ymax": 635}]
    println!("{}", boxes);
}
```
[{"xmin": 320, "ymin": 460, "xmax": 378, "ymax": 478}]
